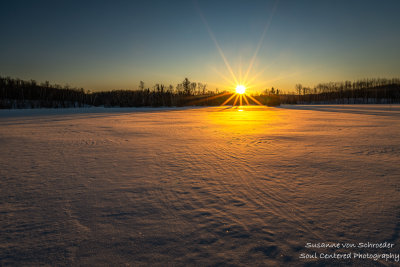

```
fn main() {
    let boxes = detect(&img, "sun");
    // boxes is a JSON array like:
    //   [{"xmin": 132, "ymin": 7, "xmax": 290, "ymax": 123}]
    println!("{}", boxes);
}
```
[{"xmin": 236, "ymin": 85, "xmax": 246, "ymax": 94}]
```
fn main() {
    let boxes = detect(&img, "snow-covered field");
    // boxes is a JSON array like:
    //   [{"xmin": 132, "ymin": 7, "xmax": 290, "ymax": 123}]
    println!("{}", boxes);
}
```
[{"xmin": 1, "ymin": 105, "xmax": 399, "ymax": 266}]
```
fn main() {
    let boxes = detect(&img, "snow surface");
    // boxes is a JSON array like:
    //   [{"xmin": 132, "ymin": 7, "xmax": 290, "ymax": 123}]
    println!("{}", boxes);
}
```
[{"xmin": 1, "ymin": 105, "xmax": 399, "ymax": 266}]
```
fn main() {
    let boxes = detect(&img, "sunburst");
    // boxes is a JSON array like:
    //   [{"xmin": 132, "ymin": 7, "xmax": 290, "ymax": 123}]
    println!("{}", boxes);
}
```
[
  {"xmin": 192, "ymin": 1, "xmax": 280, "ymax": 107},
  {"xmin": 220, "ymin": 86, "xmax": 263, "ymax": 106}
]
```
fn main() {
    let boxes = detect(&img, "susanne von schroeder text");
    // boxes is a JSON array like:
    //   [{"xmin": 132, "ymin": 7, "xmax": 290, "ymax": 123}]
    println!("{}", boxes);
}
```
[{"xmin": 305, "ymin": 242, "xmax": 395, "ymax": 249}]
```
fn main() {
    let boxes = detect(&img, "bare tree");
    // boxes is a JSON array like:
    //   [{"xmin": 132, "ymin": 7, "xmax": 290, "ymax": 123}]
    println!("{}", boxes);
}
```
[{"xmin": 139, "ymin": 81, "xmax": 144, "ymax": 91}]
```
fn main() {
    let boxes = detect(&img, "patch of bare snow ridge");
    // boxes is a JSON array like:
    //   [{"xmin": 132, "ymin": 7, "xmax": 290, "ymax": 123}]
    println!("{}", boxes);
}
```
[{"xmin": 0, "ymin": 105, "xmax": 399, "ymax": 266}]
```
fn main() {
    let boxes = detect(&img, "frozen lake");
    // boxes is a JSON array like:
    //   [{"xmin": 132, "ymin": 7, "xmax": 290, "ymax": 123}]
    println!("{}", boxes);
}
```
[{"xmin": 1, "ymin": 105, "xmax": 399, "ymax": 266}]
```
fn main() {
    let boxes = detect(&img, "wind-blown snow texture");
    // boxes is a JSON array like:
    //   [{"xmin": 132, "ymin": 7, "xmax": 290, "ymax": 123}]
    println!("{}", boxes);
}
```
[{"xmin": 1, "ymin": 105, "xmax": 399, "ymax": 266}]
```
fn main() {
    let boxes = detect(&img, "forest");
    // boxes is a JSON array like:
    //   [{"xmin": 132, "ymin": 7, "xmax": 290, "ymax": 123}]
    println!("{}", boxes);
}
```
[
  {"xmin": 0, "ymin": 76, "xmax": 399, "ymax": 108},
  {"xmin": 283, "ymin": 78, "xmax": 400, "ymax": 104}
]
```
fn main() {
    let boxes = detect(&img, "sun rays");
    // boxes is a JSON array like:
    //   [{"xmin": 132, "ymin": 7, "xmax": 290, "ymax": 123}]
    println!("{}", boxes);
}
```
[
  {"xmin": 219, "ymin": 84, "xmax": 262, "ymax": 107},
  {"xmin": 193, "ymin": 0, "xmax": 281, "ymax": 107}
]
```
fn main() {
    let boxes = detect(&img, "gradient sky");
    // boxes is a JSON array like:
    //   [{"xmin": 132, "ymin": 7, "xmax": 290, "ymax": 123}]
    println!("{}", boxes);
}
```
[{"xmin": 1, "ymin": 0, "xmax": 399, "ymax": 92}]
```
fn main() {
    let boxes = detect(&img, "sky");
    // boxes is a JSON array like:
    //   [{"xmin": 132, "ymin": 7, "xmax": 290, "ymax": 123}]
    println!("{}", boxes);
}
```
[{"xmin": 1, "ymin": 0, "xmax": 399, "ymax": 93}]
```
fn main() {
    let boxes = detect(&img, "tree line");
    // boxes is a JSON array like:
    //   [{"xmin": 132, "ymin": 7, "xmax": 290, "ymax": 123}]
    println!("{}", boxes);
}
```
[
  {"xmin": 0, "ymin": 76, "xmax": 223, "ymax": 108},
  {"xmin": 1, "ymin": 76, "xmax": 399, "ymax": 108},
  {"xmin": 283, "ymin": 78, "xmax": 400, "ymax": 104}
]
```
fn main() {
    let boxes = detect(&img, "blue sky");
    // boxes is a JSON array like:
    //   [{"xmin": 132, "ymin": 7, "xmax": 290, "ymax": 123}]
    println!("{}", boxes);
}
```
[{"xmin": 1, "ymin": 0, "xmax": 399, "ymax": 92}]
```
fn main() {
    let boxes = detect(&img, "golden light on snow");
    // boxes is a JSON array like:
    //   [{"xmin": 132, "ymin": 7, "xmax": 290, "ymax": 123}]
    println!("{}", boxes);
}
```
[{"xmin": 235, "ymin": 85, "xmax": 246, "ymax": 94}]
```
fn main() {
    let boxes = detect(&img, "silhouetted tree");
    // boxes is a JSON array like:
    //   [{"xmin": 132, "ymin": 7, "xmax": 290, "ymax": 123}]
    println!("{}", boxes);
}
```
[
  {"xmin": 182, "ymin": 78, "xmax": 191, "ymax": 95},
  {"xmin": 139, "ymin": 81, "xmax": 145, "ymax": 91}
]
